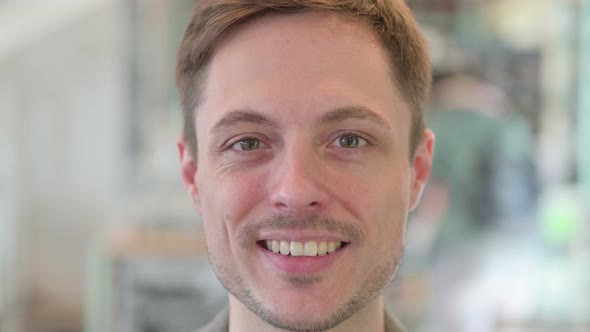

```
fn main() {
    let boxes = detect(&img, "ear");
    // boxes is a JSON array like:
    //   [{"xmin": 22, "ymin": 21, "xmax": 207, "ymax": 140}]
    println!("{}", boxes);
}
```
[
  {"xmin": 409, "ymin": 129, "xmax": 435, "ymax": 211},
  {"xmin": 177, "ymin": 138, "xmax": 201, "ymax": 212}
]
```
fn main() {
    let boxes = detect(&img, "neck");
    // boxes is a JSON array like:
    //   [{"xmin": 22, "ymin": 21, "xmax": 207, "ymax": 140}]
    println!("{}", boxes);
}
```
[{"xmin": 228, "ymin": 294, "xmax": 385, "ymax": 332}]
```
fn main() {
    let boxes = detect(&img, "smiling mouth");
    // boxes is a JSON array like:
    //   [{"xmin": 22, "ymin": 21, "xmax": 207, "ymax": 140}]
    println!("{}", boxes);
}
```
[{"xmin": 257, "ymin": 240, "xmax": 348, "ymax": 256}]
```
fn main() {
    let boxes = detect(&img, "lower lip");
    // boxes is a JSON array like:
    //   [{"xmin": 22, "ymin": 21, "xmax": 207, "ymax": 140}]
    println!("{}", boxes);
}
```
[{"xmin": 258, "ymin": 244, "xmax": 346, "ymax": 275}]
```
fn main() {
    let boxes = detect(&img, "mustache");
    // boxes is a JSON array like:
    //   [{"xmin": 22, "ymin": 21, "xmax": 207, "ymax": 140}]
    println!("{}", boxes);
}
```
[{"xmin": 237, "ymin": 214, "xmax": 365, "ymax": 247}]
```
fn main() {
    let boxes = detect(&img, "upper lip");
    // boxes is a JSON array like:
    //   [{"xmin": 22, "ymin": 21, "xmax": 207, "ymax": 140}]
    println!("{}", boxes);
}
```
[{"xmin": 257, "ymin": 230, "xmax": 350, "ymax": 243}]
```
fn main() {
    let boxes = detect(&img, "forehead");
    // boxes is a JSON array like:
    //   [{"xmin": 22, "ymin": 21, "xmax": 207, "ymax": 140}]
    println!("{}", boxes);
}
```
[
  {"xmin": 214, "ymin": 11, "xmax": 382, "ymax": 63},
  {"xmin": 198, "ymin": 11, "xmax": 408, "ymax": 130}
]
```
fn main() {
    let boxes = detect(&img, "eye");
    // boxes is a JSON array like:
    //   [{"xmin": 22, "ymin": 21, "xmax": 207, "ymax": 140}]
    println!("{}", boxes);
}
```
[
  {"xmin": 334, "ymin": 133, "xmax": 368, "ymax": 149},
  {"xmin": 231, "ymin": 137, "xmax": 262, "ymax": 151}
]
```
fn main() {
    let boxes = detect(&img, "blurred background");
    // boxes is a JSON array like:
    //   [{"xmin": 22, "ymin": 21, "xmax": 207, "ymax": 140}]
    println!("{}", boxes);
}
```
[{"xmin": 0, "ymin": 0, "xmax": 588, "ymax": 331}]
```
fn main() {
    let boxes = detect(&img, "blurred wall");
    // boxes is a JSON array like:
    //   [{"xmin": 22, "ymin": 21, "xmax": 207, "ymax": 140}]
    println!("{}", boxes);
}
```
[
  {"xmin": 0, "ymin": 0, "xmax": 129, "ymax": 328},
  {"xmin": 0, "ymin": 72, "xmax": 19, "ymax": 327},
  {"xmin": 580, "ymin": 0, "xmax": 590, "ymax": 207}
]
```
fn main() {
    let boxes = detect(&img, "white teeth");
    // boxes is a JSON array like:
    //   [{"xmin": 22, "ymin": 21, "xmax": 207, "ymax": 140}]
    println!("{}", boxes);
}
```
[
  {"xmin": 304, "ymin": 241, "xmax": 318, "ymax": 256},
  {"xmin": 327, "ymin": 242, "xmax": 337, "ymax": 253},
  {"xmin": 280, "ymin": 241, "xmax": 290, "ymax": 255},
  {"xmin": 265, "ymin": 240, "xmax": 343, "ymax": 256},
  {"xmin": 271, "ymin": 240, "xmax": 280, "ymax": 253},
  {"xmin": 290, "ymin": 242, "xmax": 304, "ymax": 256}
]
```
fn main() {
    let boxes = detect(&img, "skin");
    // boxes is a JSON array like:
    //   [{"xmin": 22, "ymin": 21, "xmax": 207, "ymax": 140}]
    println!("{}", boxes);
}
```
[{"xmin": 179, "ymin": 12, "xmax": 434, "ymax": 332}]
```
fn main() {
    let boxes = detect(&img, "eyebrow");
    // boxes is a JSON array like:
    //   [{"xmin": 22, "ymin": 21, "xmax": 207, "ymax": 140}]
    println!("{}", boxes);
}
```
[
  {"xmin": 320, "ymin": 106, "xmax": 392, "ymax": 129},
  {"xmin": 210, "ymin": 109, "xmax": 277, "ymax": 135},
  {"xmin": 209, "ymin": 105, "xmax": 392, "ymax": 135}
]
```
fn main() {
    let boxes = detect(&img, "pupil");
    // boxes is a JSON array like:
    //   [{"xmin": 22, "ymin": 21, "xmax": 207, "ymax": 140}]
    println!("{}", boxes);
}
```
[{"xmin": 340, "ymin": 135, "xmax": 359, "ymax": 148}]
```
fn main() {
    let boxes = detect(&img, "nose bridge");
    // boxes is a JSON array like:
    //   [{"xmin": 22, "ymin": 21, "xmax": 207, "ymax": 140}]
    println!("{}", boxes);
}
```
[{"xmin": 270, "ymin": 139, "xmax": 327, "ymax": 214}]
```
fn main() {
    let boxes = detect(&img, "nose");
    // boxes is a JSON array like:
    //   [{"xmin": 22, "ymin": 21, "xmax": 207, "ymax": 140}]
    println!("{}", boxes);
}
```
[{"xmin": 269, "ymin": 144, "xmax": 329, "ymax": 215}]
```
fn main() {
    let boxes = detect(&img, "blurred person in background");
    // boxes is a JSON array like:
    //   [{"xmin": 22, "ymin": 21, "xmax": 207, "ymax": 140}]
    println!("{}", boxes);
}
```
[
  {"xmin": 415, "ymin": 73, "xmax": 538, "ymax": 256},
  {"xmin": 175, "ymin": 0, "xmax": 434, "ymax": 331},
  {"xmin": 408, "ymin": 73, "xmax": 539, "ymax": 330}
]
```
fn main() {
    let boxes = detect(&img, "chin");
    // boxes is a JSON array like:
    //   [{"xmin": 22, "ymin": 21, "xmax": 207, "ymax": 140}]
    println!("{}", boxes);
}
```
[
  {"xmin": 256, "ymin": 305, "xmax": 352, "ymax": 332},
  {"xmin": 245, "ymin": 278, "xmax": 381, "ymax": 331}
]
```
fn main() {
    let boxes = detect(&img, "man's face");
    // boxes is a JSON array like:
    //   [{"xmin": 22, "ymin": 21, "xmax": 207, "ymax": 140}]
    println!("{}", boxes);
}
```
[{"xmin": 179, "ymin": 12, "xmax": 433, "ymax": 331}]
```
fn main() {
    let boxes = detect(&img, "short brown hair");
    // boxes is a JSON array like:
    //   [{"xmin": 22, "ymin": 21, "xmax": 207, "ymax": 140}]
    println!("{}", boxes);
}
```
[{"xmin": 176, "ymin": 0, "xmax": 431, "ymax": 158}]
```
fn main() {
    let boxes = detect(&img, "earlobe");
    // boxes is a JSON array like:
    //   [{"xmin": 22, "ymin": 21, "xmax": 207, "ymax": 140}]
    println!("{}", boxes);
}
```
[
  {"xmin": 177, "ymin": 139, "xmax": 201, "ymax": 211},
  {"xmin": 409, "ymin": 129, "xmax": 435, "ymax": 211}
]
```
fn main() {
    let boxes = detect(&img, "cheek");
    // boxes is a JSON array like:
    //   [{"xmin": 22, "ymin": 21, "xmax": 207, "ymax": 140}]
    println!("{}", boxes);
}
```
[
  {"xmin": 348, "ymin": 166, "xmax": 411, "ymax": 246},
  {"xmin": 199, "ymin": 170, "xmax": 269, "ymax": 235},
  {"xmin": 344, "ymin": 160, "xmax": 410, "ymax": 210}
]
